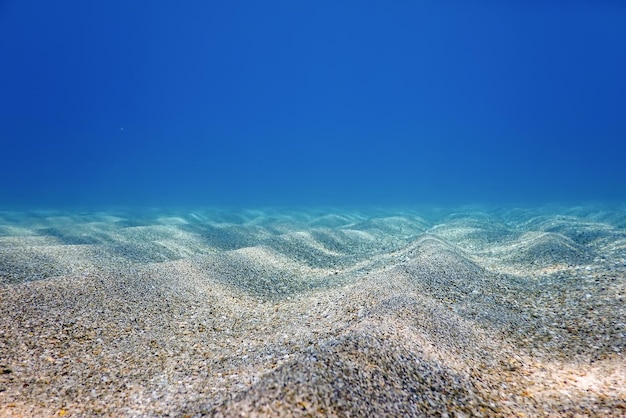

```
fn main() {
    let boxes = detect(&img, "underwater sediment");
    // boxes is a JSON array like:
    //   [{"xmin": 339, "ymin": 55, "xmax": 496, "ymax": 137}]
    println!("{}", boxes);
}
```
[{"xmin": 0, "ymin": 206, "xmax": 624, "ymax": 416}]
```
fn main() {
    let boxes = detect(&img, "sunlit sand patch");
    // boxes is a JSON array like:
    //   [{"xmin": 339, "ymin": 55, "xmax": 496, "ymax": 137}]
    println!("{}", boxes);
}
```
[
  {"xmin": 0, "ymin": 225, "xmax": 38, "ymax": 236},
  {"xmin": 0, "ymin": 235, "xmax": 61, "ymax": 247},
  {"xmin": 276, "ymin": 231, "xmax": 346, "ymax": 258},
  {"xmin": 508, "ymin": 357, "xmax": 626, "ymax": 414},
  {"xmin": 155, "ymin": 216, "xmax": 189, "ymax": 225},
  {"xmin": 308, "ymin": 213, "xmax": 357, "ymax": 228},
  {"xmin": 338, "ymin": 228, "xmax": 376, "ymax": 241},
  {"xmin": 153, "ymin": 238, "xmax": 215, "ymax": 258}
]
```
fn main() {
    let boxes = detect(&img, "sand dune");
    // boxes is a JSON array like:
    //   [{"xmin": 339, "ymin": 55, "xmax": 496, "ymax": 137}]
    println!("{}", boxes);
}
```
[{"xmin": 0, "ymin": 206, "xmax": 624, "ymax": 416}]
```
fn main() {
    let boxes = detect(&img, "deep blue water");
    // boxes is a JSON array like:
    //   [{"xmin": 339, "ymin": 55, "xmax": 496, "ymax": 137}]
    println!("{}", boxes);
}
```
[{"xmin": 1, "ymin": 1, "xmax": 625, "ymax": 209}]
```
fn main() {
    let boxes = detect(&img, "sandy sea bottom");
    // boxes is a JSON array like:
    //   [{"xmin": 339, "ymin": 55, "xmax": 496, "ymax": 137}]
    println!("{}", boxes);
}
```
[{"xmin": 0, "ymin": 205, "xmax": 624, "ymax": 417}]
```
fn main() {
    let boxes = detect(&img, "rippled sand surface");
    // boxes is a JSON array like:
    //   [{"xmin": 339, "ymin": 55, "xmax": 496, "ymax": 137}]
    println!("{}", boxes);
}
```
[{"xmin": 1, "ymin": 206, "xmax": 624, "ymax": 416}]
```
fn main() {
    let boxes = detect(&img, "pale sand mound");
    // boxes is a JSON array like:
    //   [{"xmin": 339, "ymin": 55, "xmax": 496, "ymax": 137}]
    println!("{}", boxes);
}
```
[{"xmin": 0, "ymin": 207, "xmax": 624, "ymax": 417}]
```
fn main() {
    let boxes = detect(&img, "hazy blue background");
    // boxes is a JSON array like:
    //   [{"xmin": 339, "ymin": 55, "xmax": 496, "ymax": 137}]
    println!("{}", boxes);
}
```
[{"xmin": 1, "ymin": 1, "xmax": 625, "ymax": 208}]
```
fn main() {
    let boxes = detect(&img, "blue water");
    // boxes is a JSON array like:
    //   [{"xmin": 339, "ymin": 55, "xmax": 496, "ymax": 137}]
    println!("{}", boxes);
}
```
[{"xmin": 1, "ymin": 1, "xmax": 625, "ymax": 209}]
